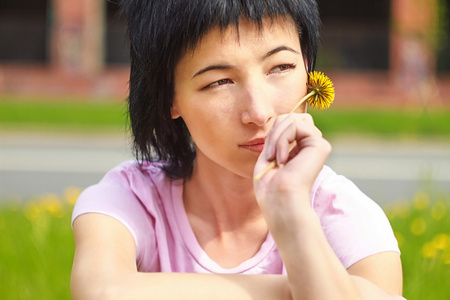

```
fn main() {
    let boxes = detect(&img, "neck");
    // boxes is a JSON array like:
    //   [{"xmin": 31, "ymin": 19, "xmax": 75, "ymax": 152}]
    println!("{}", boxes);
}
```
[{"xmin": 183, "ymin": 155, "xmax": 262, "ymax": 232}]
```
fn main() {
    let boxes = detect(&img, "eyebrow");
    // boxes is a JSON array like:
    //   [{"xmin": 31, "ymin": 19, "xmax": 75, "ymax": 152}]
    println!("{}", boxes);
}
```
[
  {"xmin": 191, "ymin": 45, "xmax": 300, "ymax": 79},
  {"xmin": 192, "ymin": 64, "xmax": 233, "ymax": 79},
  {"xmin": 263, "ymin": 46, "xmax": 300, "ymax": 60}
]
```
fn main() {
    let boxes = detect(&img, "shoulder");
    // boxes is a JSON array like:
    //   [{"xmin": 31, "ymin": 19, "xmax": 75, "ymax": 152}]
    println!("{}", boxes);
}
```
[
  {"xmin": 311, "ymin": 165, "xmax": 381, "ymax": 214},
  {"xmin": 72, "ymin": 160, "xmax": 177, "ymax": 271},
  {"xmin": 72, "ymin": 161, "xmax": 172, "ymax": 217},
  {"xmin": 77, "ymin": 160, "xmax": 174, "ymax": 201},
  {"xmin": 96, "ymin": 160, "xmax": 171, "ymax": 188},
  {"xmin": 311, "ymin": 166, "xmax": 400, "ymax": 268}
]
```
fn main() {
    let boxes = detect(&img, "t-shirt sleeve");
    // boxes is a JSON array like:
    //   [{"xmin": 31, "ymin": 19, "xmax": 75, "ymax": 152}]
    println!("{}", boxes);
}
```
[
  {"xmin": 71, "ymin": 161, "xmax": 158, "ymax": 270},
  {"xmin": 311, "ymin": 166, "xmax": 400, "ymax": 269}
]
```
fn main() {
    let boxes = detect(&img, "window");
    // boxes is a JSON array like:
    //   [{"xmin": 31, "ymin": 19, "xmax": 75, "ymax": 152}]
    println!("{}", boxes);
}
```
[
  {"xmin": 317, "ymin": 0, "xmax": 390, "ymax": 70},
  {"xmin": 105, "ymin": 1, "xmax": 129, "ymax": 65},
  {"xmin": 0, "ymin": 0, "xmax": 48, "ymax": 63}
]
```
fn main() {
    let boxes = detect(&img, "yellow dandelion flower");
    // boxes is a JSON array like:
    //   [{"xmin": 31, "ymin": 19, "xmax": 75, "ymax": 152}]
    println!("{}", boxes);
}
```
[
  {"xmin": 306, "ymin": 71, "xmax": 335, "ymax": 110},
  {"xmin": 39, "ymin": 193, "xmax": 65, "ymax": 218},
  {"xmin": 388, "ymin": 199, "xmax": 411, "ymax": 220},
  {"xmin": 431, "ymin": 201, "xmax": 447, "ymax": 221},
  {"xmin": 63, "ymin": 186, "xmax": 82, "ymax": 206},
  {"xmin": 290, "ymin": 71, "xmax": 335, "ymax": 113},
  {"xmin": 410, "ymin": 217, "xmax": 427, "ymax": 236},
  {"xmin": 413, "ymin": 192, "xmax": 430, "ymax": 211},
  {"xmin": 24, "ymin": 199, "xmax": 43, "ymax": 221},
  {"xmin": 432, "ymin": 234, "xmax": 450, "ymax": 250},
  {"xmin": 422, "ymin": 242, "xmax": 437, "ymax": 258}
]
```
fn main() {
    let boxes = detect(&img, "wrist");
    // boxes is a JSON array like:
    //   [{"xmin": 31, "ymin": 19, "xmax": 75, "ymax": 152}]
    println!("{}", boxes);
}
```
[{"xmin": 262, "ymin": 191, "xmax": 318, "ymax": 235}]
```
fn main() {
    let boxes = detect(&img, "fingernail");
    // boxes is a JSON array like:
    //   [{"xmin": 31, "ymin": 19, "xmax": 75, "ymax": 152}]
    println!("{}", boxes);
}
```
[
  {"xmin": 276, "ymin": 152, "xmax": 281, "ymax": 166},
  {"xmin": 266, "ymin": 145, "xmax": 273, "ymax": 160}
]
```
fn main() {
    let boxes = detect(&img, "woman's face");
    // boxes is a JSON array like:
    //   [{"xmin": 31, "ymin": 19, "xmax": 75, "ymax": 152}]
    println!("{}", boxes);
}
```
[{"xmin": 173, "ymin": 16, "xmax": 308, "ymax": 179}]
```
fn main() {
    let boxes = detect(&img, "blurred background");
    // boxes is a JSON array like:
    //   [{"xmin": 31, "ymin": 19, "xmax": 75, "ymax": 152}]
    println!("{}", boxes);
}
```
[{"xmin": 0, "ymin": 0, "xmax": 449, "ymax": 299}]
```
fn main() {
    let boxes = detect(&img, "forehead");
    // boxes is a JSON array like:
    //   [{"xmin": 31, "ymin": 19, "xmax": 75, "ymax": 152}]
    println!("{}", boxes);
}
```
[{"xmin": 183, "ymin": 16, "xmax": 299, "ymax": 58}]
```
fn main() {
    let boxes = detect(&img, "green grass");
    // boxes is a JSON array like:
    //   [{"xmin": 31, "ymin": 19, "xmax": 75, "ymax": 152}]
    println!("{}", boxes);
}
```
[
  {"xmin": 385, "ymin": 192, "xmax": 450, "ymax": 299},
  {"xmin": 310, "ymin": 108, "xmax": 450, "ymax": 138},
  {"xmin": 1, "ymin": 96, "xmax": 450, "ymax": 137},
  {"xmin": 0, "ymin": 189, "xmax": 449, "ymax": 299},
  {"xmin": 0, "ymin": 189, "xmax": 78, "ymax": 300},
  {"xmin": 0, "ymin": 96, "xmax": 128, "ymax": 132},
  {"xmin": 2, "ymin": 96, "xmax": 448, "ymax": 298}
]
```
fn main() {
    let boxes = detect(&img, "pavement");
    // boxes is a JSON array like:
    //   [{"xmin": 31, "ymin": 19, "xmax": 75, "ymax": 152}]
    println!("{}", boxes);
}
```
[{"xmin": 1, "ymin": 130, "xmax": 450, "ymax": 205}]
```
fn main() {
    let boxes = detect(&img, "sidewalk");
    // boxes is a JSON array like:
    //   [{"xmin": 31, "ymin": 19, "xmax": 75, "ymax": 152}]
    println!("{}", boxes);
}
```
[
  {"xmin": 326, "ymin": 135, "xmax": 450, "ymax": 204},
  {"xmin": 1, "ymin": 130, "xmax": 450, "ymax": 204}
]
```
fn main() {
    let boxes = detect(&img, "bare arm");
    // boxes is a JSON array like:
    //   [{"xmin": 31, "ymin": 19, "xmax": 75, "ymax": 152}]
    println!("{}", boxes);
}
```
[
  {"xmin": 71, "ymin": 112, "xmax": 403, "ymax": 299},
  {"xmin": 71, "ymin": 213, "xmax": 291, "ymax": 300},
  {"xmin": 71, "ymin": 213, "xmax": 403, "ymax": 300},
  {"xmin": 348, "ymin": 251, "xmax": 403, "ymax": 299},
  {"xmin": 253, "ymin": 113, "xmax": 404, "ymax": 300}
]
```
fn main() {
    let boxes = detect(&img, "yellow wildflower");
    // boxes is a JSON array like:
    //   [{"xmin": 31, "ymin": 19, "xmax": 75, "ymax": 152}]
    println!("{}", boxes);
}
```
[
  {"xmin": 39, "ymin": 193, "xmax": 65, "ymax": 218},
  {"xmin": 410, "ymin": 217, "xmax": 427, "ymax": 236},
  {"xmin": 290, "ymin": 71, "xmax": 335, "ymax": 113},
  {"xmin": 422, "ymin": 242, "xmax": 437, "ymax": 258},
  {"xmin": 432, "ymin": 234, "xmax": 449, "ymax": 250},
  {"xmin": 389, "ymin": 199, "xmax": 411, "ymax": 220},
  {"xmin": 63, "ymin": 186, "xmax": 82, "ymax": 206},
  {"xmin": 305, "ymin": 71, "xmax": 335, "ymax": 110},
  {"xmin": 413, "ymin": 192, "xmax": 430, "ymax": 211},
  {"xmin": 24, "ymin": 199, "xmax": 43, "ymax": 221},
  {"xmin": 431, "ymin": 201, "xmax": 447, "ymax": 221}
]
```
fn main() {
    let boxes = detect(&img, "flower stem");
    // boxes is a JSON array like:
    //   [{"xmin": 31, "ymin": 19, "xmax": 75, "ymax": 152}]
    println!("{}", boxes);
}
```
[
  {"xmin": 290, "ymin": 90, "xmax": 315, "ymax": 113},
  {"xmin": 254, "ymin": 161, "xmax": 277, "ymax": 181}
]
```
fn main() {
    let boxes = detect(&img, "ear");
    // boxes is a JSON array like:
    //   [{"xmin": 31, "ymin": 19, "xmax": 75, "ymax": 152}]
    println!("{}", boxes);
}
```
[{"xmin": 171, "ymin": 105, "xmax": 181, "ymax": 119}]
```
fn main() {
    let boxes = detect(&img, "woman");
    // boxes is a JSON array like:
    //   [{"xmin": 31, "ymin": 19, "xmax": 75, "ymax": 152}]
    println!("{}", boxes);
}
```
[{"xmin": 71, "ymin": 1, "xmax": 404, "ymax": 299}]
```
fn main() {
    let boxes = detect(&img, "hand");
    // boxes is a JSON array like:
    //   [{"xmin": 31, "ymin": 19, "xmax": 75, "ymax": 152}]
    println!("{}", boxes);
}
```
[{"xmin": 253, "ymin": 113, "xmax": 331, "ymax": 217}]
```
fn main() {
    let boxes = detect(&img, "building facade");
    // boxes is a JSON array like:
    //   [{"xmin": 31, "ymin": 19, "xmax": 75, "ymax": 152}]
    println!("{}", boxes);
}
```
[{"xmin": 0, "ymin": 0, "xmax": 448, "ymax": 105}]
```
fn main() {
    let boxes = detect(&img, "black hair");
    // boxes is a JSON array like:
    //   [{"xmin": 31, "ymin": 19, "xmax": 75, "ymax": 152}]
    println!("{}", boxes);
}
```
[{"xmin": 120, "ymin": 0, "xmax": 321, "ymax": 179}]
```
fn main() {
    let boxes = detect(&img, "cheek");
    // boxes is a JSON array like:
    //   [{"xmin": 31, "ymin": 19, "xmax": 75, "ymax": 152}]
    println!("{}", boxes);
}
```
[
  {"xmin": 273, "ymin": 79, "xmax": 308, "ymax": 113},
  {"xmin": 181, "ymin": 103, "xmax": 234, "ymax": 142},
  {"xmin": 288, "ymin": 70, "xmax": 309, "ymax": 110}
]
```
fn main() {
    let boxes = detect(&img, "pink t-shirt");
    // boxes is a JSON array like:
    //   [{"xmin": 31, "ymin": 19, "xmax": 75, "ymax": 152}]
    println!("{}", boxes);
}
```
[{"xmin": 72, "ymin": 161, "xmax": 399, "ymax": 273}]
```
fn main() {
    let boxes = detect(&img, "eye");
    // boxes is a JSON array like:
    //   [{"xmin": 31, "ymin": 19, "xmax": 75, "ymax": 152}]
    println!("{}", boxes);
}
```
[
  {"xmin": 204, "ymin": 78, "xmax": 234, "ymax": 89},
  {"xmin": 269, "ymin": 63, "xmax": 297, "ymax": 74}
]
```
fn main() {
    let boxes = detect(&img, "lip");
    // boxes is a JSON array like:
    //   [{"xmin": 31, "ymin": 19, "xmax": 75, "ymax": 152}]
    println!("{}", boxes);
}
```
[{"xmin": 239, "ymin": 137, "xmax": 266, "ymax": 153}]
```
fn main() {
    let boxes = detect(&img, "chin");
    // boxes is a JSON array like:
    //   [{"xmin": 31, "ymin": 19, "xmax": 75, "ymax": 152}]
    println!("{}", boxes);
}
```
[{"xmin": 232, "ymin": 162, "xmax": 257, "ymax": 180}]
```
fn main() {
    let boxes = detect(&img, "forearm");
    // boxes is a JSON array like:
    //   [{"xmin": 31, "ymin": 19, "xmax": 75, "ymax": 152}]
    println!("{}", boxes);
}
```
[
  {"xmin": 266, "ymin": 197, "xmax": 404, "ymax": 300},
  {"xmin": 266, "ymin": 198, "xmax": 361, "ymax": 300},
  {"xmin": 72, "ymin": 214, "xmax": 292, "ymax": 300},
  {"xmin": 72, "ymin": 271, "xmax": 291, "ymax": 300},
  {"xmin": 254, "ymin": 113, "xmax": 403, "ymax": 299}
]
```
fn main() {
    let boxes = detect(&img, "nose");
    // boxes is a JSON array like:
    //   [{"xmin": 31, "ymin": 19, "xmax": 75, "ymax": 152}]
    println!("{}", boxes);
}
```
[{"xmin": 240, "ymin": 83, "xmax": 274, "ymax": 127}]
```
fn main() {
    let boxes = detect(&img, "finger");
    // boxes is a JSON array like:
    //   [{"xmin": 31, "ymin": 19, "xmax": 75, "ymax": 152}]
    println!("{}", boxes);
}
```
[
  {"xmin": 265, "ymin": 113, "xmax": 312, "ymax": 160},
  {"xmin": 264, "ymin": 113, "xmax": 293, "ymax": 161},
  {"xmin": 283, "ymin": 135, "xmax": 331, "ymax": 188},
  {"xmin": 273, "ymin": 115, "xmax": 318, "ymax": 165},
  {"xmin": 267, "ymin": 114, "xmax": 315, "ymax": 162}
]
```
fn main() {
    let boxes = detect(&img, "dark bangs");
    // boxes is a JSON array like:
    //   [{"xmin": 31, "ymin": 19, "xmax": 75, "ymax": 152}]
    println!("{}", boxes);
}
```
[
  {"xmin": 180, "ymin": 0, "xmax": 320, "ymax": 71},
  {"xmin": 120, "ymin": 0, "xmax": 320, "ymax": 179}
]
